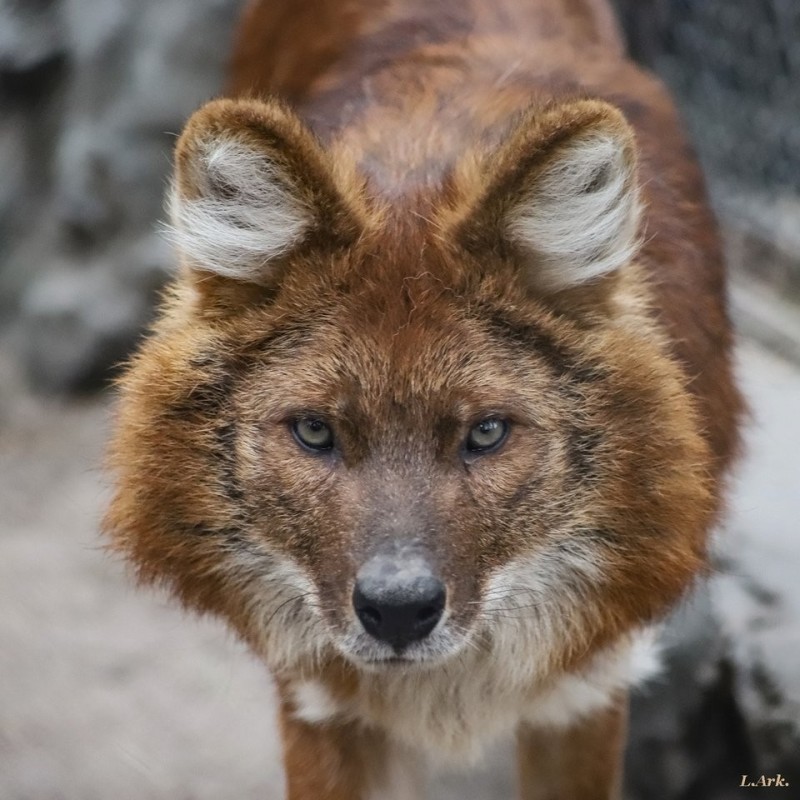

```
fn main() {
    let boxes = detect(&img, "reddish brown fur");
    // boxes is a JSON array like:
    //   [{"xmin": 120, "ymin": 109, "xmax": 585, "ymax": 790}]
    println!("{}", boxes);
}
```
[
  {"xmin": 106, "ymin": 0, "xmax": 743, "ymax": 797},
  {"xmin": 517, "ymin": 695, "xmax": 628, "ymax": 800},
  {"xmin": 229, "ymin": 0, "xmax": 740, "ymax": 471}
]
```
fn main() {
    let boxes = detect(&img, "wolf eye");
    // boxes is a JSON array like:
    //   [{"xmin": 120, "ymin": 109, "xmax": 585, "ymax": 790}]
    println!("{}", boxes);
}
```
[
  {"xmin": 465, "ymin": 418, "xmax": 509, "ymax": 453},
  {"xmin": 292, "ymin": 418, "xmax": 334, "ymax": 452}
]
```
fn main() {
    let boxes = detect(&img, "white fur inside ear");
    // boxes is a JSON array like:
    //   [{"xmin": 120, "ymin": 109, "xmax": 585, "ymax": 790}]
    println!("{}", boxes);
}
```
[
  {"xmin": 167, "ymin": 138, "xmax": 312, "ymax": 281},
  {"xmin": 507, "ymin": 133, "xmax": 641, "ymax": 290}
]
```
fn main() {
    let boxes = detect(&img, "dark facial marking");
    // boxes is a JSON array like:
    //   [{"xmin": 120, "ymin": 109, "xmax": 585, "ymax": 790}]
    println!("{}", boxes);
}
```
[
  {"xmin": 478, "ymin": 305, "xmax": 607, "ymax": 482},
  {"xmin": 481, "ymin": 309, "xmax": 572, "ymax": 377},
  {"xmin": 168, "ymin": 367, "xmax": 235, "ymax": 419},
  {"xmin": 568, "ymin": 426, "xmax": 603, "ymax": 482},
  {"xmin": 216, "ymin": 421, "xmax": 245, "ymax": 503}
]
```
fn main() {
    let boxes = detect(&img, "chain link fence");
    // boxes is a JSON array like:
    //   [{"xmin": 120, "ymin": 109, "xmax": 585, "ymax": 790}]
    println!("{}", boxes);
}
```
[
  {"xmin": 615, "ymin": 0, "xmax": 800, "ymax": 192},
  {"xmin": 614, "ymin": 0, "xmax": 800, "ymax": 305}
]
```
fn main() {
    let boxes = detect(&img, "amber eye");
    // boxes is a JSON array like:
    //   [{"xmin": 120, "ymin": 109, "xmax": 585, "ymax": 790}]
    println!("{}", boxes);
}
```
[
  {"xmin": 292, "ymin": 418, "xmax": 334, "ymax": 452},
  {"xmin": 465, "ymin": 417, "xmax": 509, "ymax": 453}
]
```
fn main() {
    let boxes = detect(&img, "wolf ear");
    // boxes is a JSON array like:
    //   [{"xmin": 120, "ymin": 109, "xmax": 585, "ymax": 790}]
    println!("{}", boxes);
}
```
[
  {"xmin": 169, "ymin": 98, "xmax": 362, "ymax": 285},
  {"xmin": 455, "ymin": 99, "xmax": 641, "ymax": 293}
]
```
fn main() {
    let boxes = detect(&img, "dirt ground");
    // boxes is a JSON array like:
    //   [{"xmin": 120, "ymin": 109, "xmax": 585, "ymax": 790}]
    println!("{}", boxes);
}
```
[{"xmin": 1, "ymin": 337, "xmax": 797, "ymax": 799}]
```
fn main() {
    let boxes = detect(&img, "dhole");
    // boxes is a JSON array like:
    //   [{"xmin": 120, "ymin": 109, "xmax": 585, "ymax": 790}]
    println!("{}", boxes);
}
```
[{"xmin": 105, "ymin": 0, "xmax": 743, "ymax": 796}]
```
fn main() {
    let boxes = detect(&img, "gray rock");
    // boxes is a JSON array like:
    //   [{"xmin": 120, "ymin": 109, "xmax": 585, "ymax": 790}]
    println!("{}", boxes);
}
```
[
  {"xmin": 1, "ymin": 0, "xmax": 240, "ymax": 389},
  {"xmin": 0, "ymin": 0, "xmax": 65, "ymax": 72},
  {"xmin": 710, "ymin": 341, "xmax": 800, "ymax": 777},
  {"xmin": 0, "ymin": 0, "xmax": 67, "ymax": 314},
  {"xmin": 624, "ymin": 341, "xmax": 800, "ymax": 798},
  {"xmin": 625, "ymin": 589, "xmax": 756, "ymax": 800},
  {"xmin": 613, "ymin": 0, "xmax": 800, "ymax": 297},
  {"xmin": 17, "ymin": 232, "xmax": 171, "ymax": 393}
]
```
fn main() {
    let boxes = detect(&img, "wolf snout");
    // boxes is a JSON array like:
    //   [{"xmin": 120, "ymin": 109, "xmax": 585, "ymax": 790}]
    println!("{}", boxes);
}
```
[{"xmin": 352, "ymin": 553, "xmax": 446, "ymax": 651}]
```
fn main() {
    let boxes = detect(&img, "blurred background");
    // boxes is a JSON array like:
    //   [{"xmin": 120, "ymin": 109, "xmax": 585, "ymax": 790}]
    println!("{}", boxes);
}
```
[{"xmin": 0, "ymin": 0, "xmax": 798, "ymax": 797}]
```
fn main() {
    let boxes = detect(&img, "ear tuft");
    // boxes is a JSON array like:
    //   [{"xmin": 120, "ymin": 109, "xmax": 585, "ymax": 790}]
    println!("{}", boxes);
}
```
[
  {"xmin": 456, "ymin": 100, "xmax": 641, "ymax": 293},
  {"xmin": 507, "ymin": 129, "xmax": 640, "ymax": 290},
  {"xmin": 167, "ymin": 98, "xmax": 361, "ymax": 285},
  {"xmin": 168, "ymin": 136, "xmax": 312, "ymax": 281}
]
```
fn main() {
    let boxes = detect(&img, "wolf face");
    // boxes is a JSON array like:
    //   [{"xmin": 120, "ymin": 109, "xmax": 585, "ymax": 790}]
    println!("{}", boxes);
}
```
[{"xmin": 107, "ymin": 97, "xmax": 713, "ymax": 700}]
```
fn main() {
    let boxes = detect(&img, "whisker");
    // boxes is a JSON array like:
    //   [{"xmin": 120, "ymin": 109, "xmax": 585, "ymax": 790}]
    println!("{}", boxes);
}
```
[{"xmin": 262, "ymin": 592, "xmax": 316, "ymax": 629}]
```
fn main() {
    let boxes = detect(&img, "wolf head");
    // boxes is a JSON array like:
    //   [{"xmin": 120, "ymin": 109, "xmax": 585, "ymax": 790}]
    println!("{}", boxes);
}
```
[{"xmin": 106, "ymin": 96, "xmax": 711, "ymax": 681}]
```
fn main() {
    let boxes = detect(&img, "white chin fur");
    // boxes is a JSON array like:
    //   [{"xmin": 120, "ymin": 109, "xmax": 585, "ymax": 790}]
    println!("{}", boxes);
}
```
[
  {"xmin": 281, "ymin": 540, "xmax": 659, "ymax": 762},
  {"xmin": 238, "ymin": 540, "xmax": 661, "ymax": 761}
]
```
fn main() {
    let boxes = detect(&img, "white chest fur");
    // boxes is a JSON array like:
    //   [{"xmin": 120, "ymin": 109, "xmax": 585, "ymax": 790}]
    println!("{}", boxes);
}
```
[{"xmin": 290, "ymin": 627, "xmax": 660, "ymax": 762}]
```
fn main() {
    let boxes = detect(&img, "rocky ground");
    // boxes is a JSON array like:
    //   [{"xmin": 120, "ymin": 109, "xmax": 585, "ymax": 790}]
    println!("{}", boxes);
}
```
[{"xmin": 1, "ymin": 330, "xmax": 798, "ymax": 800}]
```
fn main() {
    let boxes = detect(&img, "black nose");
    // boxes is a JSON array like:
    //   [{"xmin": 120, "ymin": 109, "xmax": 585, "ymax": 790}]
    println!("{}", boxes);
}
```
[{"xmin": 353, "ymin": 556, "xmax": 446, "ymax": 651}]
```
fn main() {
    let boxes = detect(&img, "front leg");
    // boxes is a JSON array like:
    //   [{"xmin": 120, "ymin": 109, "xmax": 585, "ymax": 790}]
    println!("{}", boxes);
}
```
[
  {"xmin": 278, "ymin": 698, "xmax": 424, "ymax": 800},
  {"xmin": 516, "ymin": 693, "xmax": 628, "ymax": 800}
]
